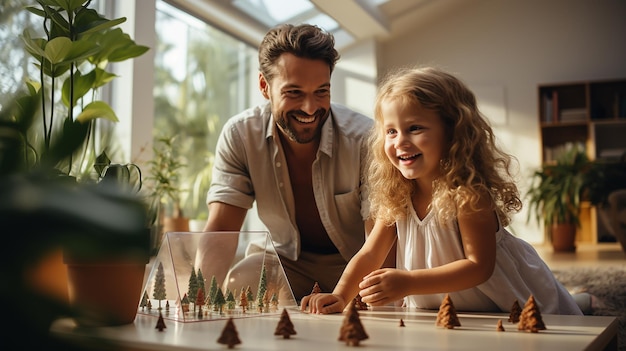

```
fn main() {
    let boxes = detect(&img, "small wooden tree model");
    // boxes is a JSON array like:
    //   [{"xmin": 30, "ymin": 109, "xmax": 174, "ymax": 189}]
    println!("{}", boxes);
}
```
[
  {"xmin": 274, "ymin": 308, "xmax": 297, "ymax": 339},
  {"xmin": 517, "ymin": 295, "xmax": 546, "ymax": 333},
  {"xmin": 155, "ymin": 311, "xmax": 167, "ymax": 331},
  {"xmin": 217, "ymin": 317, "xmax": 242, "ymax": 349},
  {"xmin": 496, "ymin": 319, "xmax": 505, "ymax": 332},
  {"xmin": 436, "ymin": 294, "xmax": 461, "ymax": 329},
  {"xmin": 311, "ymin": 281, "xmax": 321, "ymax": 294},
  {"xmin": 338, "ymin": 299, "xmax": 369, "ymax": 346},
  {"xmin": 354, "ymin": 294, "xmax": 368, "ymax": 310},
  {"xmin": 508, "ymin": 299, "xmax": 521, "ymax": 323}
]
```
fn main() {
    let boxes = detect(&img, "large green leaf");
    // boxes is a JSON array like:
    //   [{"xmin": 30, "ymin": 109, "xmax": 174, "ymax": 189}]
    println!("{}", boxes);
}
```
[
  {"xmin": 61, "ymin": 69, "xmax": 94, "ymax": 107},
  {"xmin": 44, "ymin": 37, "xmax": 72, "ymax": 64},
  {"xmin": 75, "ymin": 101, "xmax": 119, "ymax": 123}
]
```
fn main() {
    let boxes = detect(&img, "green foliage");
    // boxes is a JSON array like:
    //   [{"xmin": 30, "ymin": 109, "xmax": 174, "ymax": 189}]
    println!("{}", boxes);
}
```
[
  {"xmin": 20, "ymin": 0, "xmax": 149, "ymax": 179},
  {"xmin": 146, "ymin": 135, "xmax": 187, "ymax": 218},
  {"xmin": 526, "ymin": 143, "xmax": 591, "ymax": 229},
  {"xmin": 583, "ymin": 157, "xmax": 626, "ymax": 206}
]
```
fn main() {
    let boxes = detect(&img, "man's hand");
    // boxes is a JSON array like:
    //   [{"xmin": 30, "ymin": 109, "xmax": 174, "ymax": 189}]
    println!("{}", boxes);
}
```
[{"xmin": 300, "ymin": 293, "xmax": 347, "ymax": 314}]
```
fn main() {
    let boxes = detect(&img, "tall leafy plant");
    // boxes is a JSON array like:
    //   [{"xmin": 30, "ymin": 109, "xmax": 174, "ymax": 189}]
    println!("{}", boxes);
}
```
[
  {"xmin": 20, "ymin": 0, "xmax": 149, "ymax": 178},
  {"xmin": 526, "ymin": 143, "xmax": 591, "ymax": 229}
]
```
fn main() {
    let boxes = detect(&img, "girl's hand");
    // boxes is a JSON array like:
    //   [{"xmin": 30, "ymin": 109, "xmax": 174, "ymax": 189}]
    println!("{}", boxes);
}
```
[
  {"xmin": 359, "ymin": 268, "xmax": 409, "ymax": 306},
  {"xmin": 300, "ymin": 293, "xmax": 347, "ymax": 314}
]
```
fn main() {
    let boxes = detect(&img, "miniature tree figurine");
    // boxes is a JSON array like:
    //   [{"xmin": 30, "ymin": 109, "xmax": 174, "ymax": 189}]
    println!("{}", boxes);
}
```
[
  {"xmin": 209, "ymin": 275, "xmax": 219, "ymax": 308},
  {"xmin": 196, "ymin": 287, "xmax": 206, "ymax": 319},
  {"xmin": 270, "ymin": 292, "xmax": 279, "ymax": 311},
  {"xmin": 518, "ymin": 295, "xmax": 546, "ymax": 333},
  {"xmin": 217, "ymin": 317, "xmax": 242, "ymax": 349},
  {"xmin": 436, "ymin": 294, "xmax": 461, "ymax": 329},
  {"xmin": 311, "ymin": 281, "xmax": 321, "ymax": 294},
  {"xmin": 188, "ymin": 269, "xmax": 198, "ymax": 311},
  {"xmin": 338, "ymin": 299, "xmax": 369, "ymax": 346},
  {"xmin": 153, "ymin": 262, "xmax": 167, "ymax": 310},
  {"xmin": 166, "ymin": 300, "xmax": 170, "ymax": 312},
  {"xmin": 239, "ymin": 290, "xmax": 249, "ymax": 313},
  {"xmin": 155, "ymin": 311, "xmax": 167, "ymax": 331},
  {"xmin": 496, "ymin": 319, "xmax": 505, "ymax": 332},
  {"xmin": 140, "ymin": 290, "xmax": 149, "ymax": 310},
  {"xmin": 147, "ymin": 300, "xmax": 152, "ymax": 311},
  {"xmin": 508, "ymin": 299, "xmax": 521, "ymax": 323},
  {"xmin": 399, "ymin": 319, "xmax": 405, "ymax": 327},
  {"xmin": 197, "ymin": 269, "xmax": 206, "ymax": 298},
  {"xmin": 274, "ymin": 308, "xmax": 297, "ymax": 339},
  {"xmin": 257, "ymin": 266, "xmax": 268, "ymax": 312},
  {"xmin": 354, "ymin": 294, "xmax": 368, "ymax": 310},
  {"xmin": 214, "ymin": 288, "xmax": 227, "ymax": 314},
  {"xmin": 246, "ymin": 286, "xmax": 254, "ymax": 310},
  {"xmin": 181, "ymin": 293, "xmax": 190, "ymax": 312},
  {"xmin": 226, "ymin": 290, "xmax": 236, "ymax": 311}
]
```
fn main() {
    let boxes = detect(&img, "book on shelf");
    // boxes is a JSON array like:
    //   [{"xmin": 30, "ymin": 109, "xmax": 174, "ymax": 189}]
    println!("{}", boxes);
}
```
[
  {"xmin": 543, "ymin": 92, "xmax": 553, "ymax": 123},
  {"xmin": 552, "ymin": 90, "xmax": 559, "ymax": 122},
  {"xmin": 560, "ymin": 108, "xmax": 586, "ymax": 122}
]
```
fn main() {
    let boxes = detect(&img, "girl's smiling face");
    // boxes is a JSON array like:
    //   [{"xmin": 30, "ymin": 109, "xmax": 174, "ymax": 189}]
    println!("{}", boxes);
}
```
[{"xmin": 382, "ymin": 98, "xmax": 448, "ymax": 183}]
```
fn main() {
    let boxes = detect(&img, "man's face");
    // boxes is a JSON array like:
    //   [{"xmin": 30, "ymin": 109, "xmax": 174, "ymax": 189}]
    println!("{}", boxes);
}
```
[{"xmin": 260, "ymin": 53, "xmax": 331, "ymax": 144}]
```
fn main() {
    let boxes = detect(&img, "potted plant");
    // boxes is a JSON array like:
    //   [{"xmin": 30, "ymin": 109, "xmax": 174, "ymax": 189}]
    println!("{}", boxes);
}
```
[
  {"xmin": 583, "ymin": 154, "xmax": 626, "ymax": 252},
  {"xmin": 526, "ymin": 143, "xmax": 591, "ymax": 252},
  {"xmin": 2, "ymin": 0, "xmax": 149, "ymax": 330},
  {"xmin": 146, "ymin": 134, "xmax": 189, "ymax": 252}
]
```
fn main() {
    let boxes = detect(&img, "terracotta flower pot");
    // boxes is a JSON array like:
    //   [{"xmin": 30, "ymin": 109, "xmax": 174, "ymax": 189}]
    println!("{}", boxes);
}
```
[
  {"xmin": 551, "ymin": 223, "xmax": 577, "ymax": 252},
  {"xmin": 66, "ymin": 258, "xmax": 148, "ymax": 327}
]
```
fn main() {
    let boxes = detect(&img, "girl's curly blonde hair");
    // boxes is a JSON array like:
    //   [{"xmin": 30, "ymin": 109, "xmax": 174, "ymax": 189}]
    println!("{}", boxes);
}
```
[{"xmin": 367, "ymin": 66, "xmax": 522, "ymax": 227}]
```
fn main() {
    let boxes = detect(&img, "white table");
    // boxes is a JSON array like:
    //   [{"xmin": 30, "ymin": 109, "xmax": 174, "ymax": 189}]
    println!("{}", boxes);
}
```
[{"xmin": 51, "ymin": 306, "xmax": 618, "ymax": 350}]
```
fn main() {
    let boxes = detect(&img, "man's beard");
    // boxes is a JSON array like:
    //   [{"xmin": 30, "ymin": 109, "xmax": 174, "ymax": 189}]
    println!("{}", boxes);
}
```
[{"xmin": 276, "ymin": 109, "xmax": 328, "ymax": 144}]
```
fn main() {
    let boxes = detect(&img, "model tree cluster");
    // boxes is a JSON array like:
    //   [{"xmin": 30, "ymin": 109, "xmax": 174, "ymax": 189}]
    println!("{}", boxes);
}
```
[
  {"xmin": 338, "ymin": 299, "xmax": 369, "ymax": 346},
  {"xmin": 436, "ymin": 294, "xmax": 461, "ymax": 329}
]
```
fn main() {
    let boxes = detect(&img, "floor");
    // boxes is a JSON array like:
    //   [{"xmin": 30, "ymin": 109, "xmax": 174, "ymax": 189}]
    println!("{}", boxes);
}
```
[{"xmin": 533, "ymin": 242, "xmax": 626, "ymax": 270}]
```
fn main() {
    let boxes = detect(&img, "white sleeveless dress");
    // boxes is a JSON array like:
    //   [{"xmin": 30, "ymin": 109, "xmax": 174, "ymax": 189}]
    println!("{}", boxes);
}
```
[{"xmin": 396, "ymin": 205, "xmax": 582, "ymax": 315}]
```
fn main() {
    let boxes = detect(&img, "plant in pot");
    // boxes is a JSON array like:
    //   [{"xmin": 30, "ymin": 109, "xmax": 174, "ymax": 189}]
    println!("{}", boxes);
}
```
[
  {"xmin": 526, "ymin": 143, "xmax": 591, "ymax": 252},
  {"xmin": 583, "ymin": 154, "xmax": 626, "ymax": 252},
  {"xmin": 4, "ymin": 0, "xmax": 150, "ymax": 331},
  {"xmin": 145, "ymin": 134, "xmax": 189, "ymax": 253}
]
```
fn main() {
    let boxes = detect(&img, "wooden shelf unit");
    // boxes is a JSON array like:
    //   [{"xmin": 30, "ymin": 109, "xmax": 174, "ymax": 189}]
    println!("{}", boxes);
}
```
[{"xmin": 538, "ymin": 78, "xmax": 626, "ymax": 243}]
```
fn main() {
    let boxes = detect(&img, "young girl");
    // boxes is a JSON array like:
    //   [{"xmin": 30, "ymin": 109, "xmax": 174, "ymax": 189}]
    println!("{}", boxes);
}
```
[{"xmin": 300, "ymin": 66, "xmax": 582, "ymax": 315}]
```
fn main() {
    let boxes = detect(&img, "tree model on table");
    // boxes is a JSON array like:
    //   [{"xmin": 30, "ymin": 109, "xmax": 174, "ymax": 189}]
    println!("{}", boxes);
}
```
[
  {"xmin": 188, "ymin": 269, "xmax": 198, "ymax": 312},
  {"xmin": 239, "ymin": 290, "xmax": 249, "ymax": 313},
  {"xmin": 217, "ymin": 317, "xmax": 241, "ymax": 349},
  {"xmin": 274, "ymin": 308, "xmax": 297, "ymax": 339},
  {"xmin": 196, "ymin": 287, "xmax": 205, "ymax": 318},
  {"xmin": 140, "ymin": 290, "xmax": 149, "ymax": 310},
  {"xmin": 354, "ymin": 294, "xmax": 368, "ymax": 310},
  {"xmin": 518, "ymin": 295, "xmax": 546, "ymax": 333},
  {"xmin": 338, "ymin": 299, "xmax": 369, "ymax": 346},
  {"xmin": 155, "ymin": 311, "xmax": 166, "ymax": 331},
  {"xmin": 496, "ymin": 319, "xmax": 505, "ymax": 332},
  {"xmin": 311, "ymin": 282, "xmax": 321, "ymax": 294},
  {"xmin": 153, "ymin": 262, "xmax": 166, "ymax": 310},
  {"xmin": 508, "ymin": 299, "xmax": 521, "ymax": 323},
  {"xmin": 436, "ymin": 294, "xmax": 461, "ymax": 329}
]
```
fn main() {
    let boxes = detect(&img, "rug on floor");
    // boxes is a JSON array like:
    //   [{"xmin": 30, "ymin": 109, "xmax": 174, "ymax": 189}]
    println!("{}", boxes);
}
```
[{"xmin": 552, "ymin": 266, "xmax": 626, "ymax": 351}]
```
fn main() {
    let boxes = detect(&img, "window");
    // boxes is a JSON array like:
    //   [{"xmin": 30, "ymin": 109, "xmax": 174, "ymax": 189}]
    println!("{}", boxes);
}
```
[{"xmin": 154, "ymin": 0, "xmax": 257, "ymax": 221}]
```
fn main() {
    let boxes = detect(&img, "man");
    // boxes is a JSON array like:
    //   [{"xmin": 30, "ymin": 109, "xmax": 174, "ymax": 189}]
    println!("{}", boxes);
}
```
[{"xmin": 196, "ymin": 23, "xmax": 376, "ymax": 301}]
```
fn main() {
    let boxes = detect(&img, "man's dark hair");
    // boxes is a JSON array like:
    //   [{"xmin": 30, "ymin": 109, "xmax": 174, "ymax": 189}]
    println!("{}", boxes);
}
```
[{"xmin": 258, "ymin": 23, "xmax": 340, "ymax": 83}]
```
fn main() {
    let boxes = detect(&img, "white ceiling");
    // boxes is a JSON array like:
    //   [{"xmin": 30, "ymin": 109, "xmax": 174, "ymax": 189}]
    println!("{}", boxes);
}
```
[{"xmin": 165, "ymin": 0, "xmax": 467, "ymax": 49}]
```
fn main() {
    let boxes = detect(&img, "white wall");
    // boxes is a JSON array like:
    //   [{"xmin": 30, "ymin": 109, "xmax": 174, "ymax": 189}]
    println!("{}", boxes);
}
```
[{"xmin": 373, "ymin": 0, "xmax": 626, "ymax": 243}]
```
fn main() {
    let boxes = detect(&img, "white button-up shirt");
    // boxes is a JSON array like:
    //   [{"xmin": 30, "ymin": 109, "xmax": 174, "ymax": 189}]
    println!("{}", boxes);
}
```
[{"xmin": 207, "ymin": 102, "xmax": 373, "ymax": 261}]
